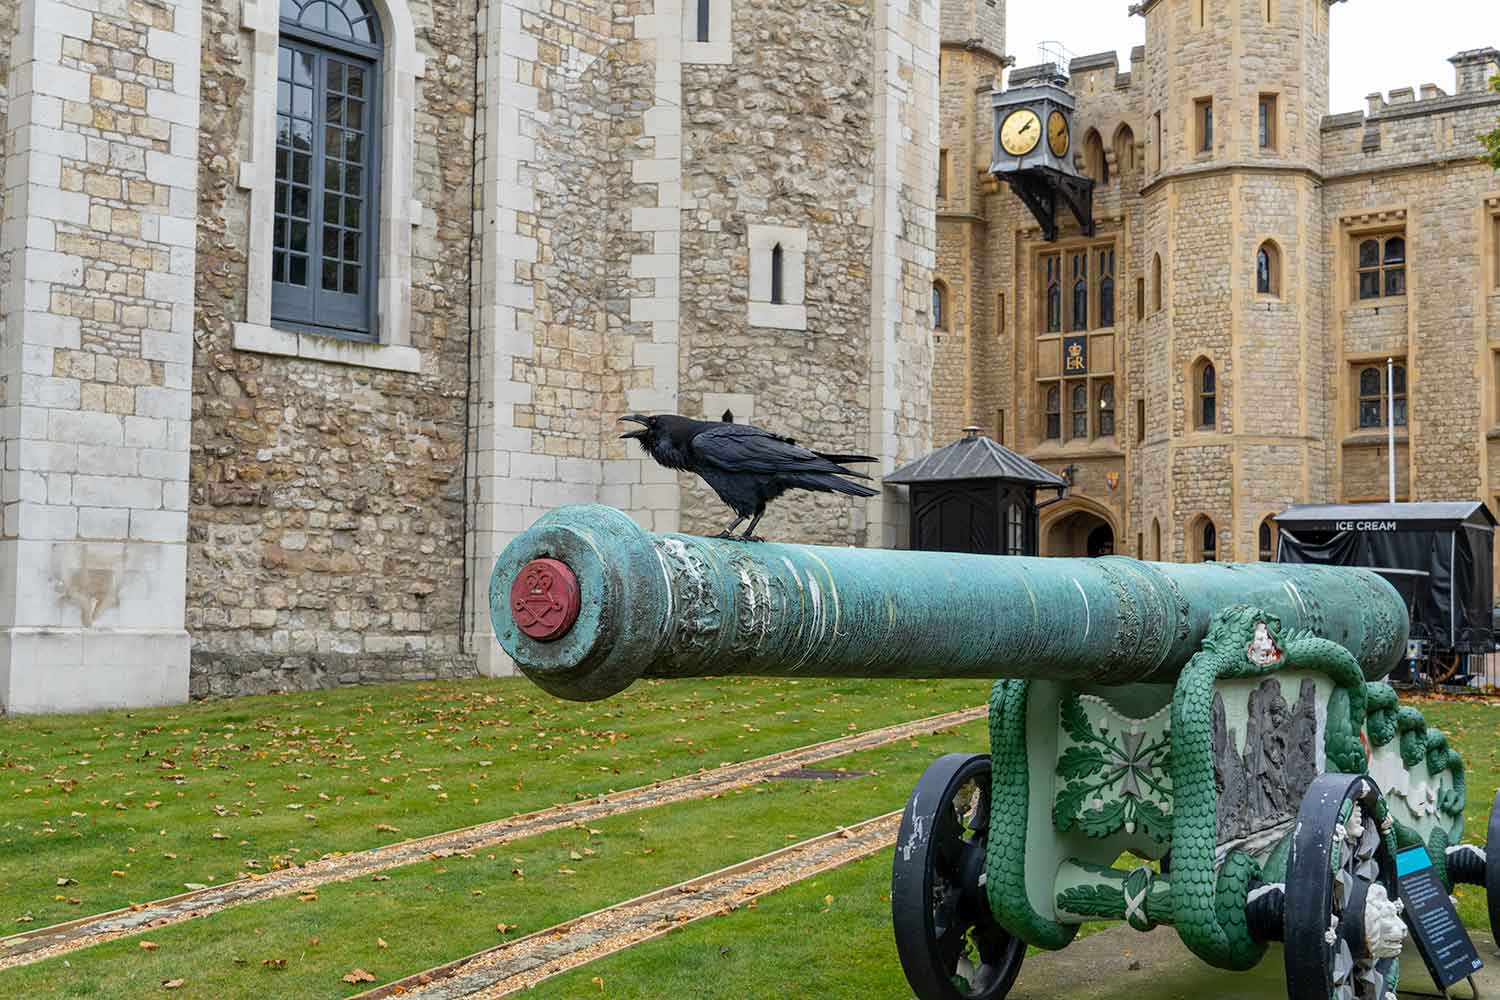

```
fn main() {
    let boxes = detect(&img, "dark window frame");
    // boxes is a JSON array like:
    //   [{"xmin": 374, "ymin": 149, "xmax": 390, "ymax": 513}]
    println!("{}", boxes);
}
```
[
  {"xmin": 771, "ymin": 243, "xmax": 785, "ymax": 305},
  {"xmin": 1045, "ymin": 385, "xmax": 1061, "ymax": 440},
  {"xmin": 1258, "ymin": 93, "xmax": 1278, "ymax": 150},
  {"xmin": 273, "ymin": 0, "xmax": 383, "ymax": 342},
  {"xmin": 1357, "ymin": 363, "xmax": 1407, "ymax": 429},
  {"xmin": 1197, "ymin": 361, "xmax": 1217, "ymax": 430},
  {"xmin": 1356, "ymin": 233, "xmax": 1406, "ymax": 301},
  {"xmin": 1196, "ymin": 97, "xmax": 1213, "ymax": 153},
  {"xmin": 696, "ymin": 0, "xmax": 710, "ymax": 42}
]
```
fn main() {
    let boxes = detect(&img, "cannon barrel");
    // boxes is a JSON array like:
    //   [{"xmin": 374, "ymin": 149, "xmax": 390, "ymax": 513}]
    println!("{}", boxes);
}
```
[{"xmin": 490, "ymin": 505, "xmax": 1409, "ymax": 701}]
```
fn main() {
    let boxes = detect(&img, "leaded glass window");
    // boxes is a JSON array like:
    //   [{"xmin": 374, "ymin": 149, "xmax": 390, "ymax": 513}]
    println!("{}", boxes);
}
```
[
  {"xmin": 1070, "ymin": 252, "xmax": 1088, "ymax": 331},
  {"xmin": 1098, "ymin": 247, "xmax": 1115, "ymax": 327},
  {"xmin": 1071, "ymin": 382, "xmax": 1088, "ymax": 439},
  {"xmin": 274, "ymin": 0, "xmax": 381, "ymax": 340},
  {"xmin": 1356, "ymin": 233, "xmax": 1406, "ymax": 301},
  {"xmin": 1006, "ymin": 503, "xmax": 1025, "ymax": 555},
  {"xmin": 1198, "ymin": 362, "xmax": 1216, "ymax": 429},
  {"xmin": 1097, "ymin": 381, "xmax": 1115, "ymax": 438},
  {"xmin": 1045, "ymin": 385, "xmax": 1061, "ymax": 440},
  {"xmin": 1359, "ymin": 364, "xmax": 1407, "ymax": 428},
  {"xmin": 1045, "ymin": 255, "xmax": 1061, "ymax": 333}
]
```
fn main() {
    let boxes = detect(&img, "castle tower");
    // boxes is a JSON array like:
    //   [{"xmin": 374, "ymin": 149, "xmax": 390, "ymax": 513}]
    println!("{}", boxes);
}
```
[
  {"xmin": 932, "ymin": 0, "xmax": 1007, "ymax": 447},
  {"xmin": 1133, "ymin": 0, "xmax": 1335, "ymax": 562}
]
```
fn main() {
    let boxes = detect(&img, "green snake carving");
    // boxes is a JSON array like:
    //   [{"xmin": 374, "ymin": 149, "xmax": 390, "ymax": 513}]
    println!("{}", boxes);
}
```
[{"xmin": 984, "ymin": 604, "xmax": 1469, "ymax": 971}]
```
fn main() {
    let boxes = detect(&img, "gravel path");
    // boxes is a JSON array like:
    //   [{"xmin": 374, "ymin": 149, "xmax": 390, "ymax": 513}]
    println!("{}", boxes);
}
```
[
  {"xmin": 354, "ymin": 813, "xmax": 903, "ymax": 999},
  {"xmin": 0, "ymin": 705, "xmax": 982, "ymax": 971}
]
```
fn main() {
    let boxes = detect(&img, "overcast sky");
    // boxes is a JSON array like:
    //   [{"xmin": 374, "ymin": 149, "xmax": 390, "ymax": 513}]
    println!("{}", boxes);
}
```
[{"xmin": 1004, "ymin": 0, "xmax": 1500, "ymax": 115}]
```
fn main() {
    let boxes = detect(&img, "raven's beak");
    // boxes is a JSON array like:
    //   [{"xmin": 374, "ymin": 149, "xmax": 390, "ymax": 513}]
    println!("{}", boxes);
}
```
[{"xmin": 618, "ymin": 414, "xmax": 649, "ymax": 440}]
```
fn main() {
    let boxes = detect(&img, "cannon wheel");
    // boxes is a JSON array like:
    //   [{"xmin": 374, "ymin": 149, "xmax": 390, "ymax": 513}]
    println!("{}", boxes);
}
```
[
  {"xmin": 892, "ymin": 753, "xmax": 1023, "ymax": 1000},
  {"xmin": 1284, "ymin": 774, "xmax": 1401, "ymax": 1000}
]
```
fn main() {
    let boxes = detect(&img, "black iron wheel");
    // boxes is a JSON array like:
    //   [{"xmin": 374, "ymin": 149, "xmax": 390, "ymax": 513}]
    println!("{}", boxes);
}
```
[
  {"xmin": 1486, "ymin": 789, "xmax": 1500, "ymax": 942},
  {"xmin": 1285, "ymin": 773, "xmax": 1402, "ymax": 1000},
  {"xmin": 892, "ymin": 753, "xmax": 1023, "ymax": 1000}
]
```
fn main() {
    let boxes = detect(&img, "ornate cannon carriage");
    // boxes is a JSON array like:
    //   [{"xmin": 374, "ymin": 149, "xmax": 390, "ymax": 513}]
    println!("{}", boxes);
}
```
[{"xmin": 491, "ymin": 505, "xmax": 1500, "ymax": 1000}]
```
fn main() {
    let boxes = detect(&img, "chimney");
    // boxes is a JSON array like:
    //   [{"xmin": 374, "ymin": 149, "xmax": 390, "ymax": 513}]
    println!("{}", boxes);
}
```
[{"xmin": 1449, "ymin": 47, "xmax": 1500, "ymax": 95}]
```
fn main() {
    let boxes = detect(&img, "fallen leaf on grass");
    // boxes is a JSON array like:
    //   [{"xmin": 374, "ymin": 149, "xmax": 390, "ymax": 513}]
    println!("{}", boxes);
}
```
[
  {"xmin": 56, "ymin": 877, "xmax": 77, "ymax": 886},
  {"xmin": 184, "ymin": 882, "xmax": 207, "ymax": 890},
  {"xmin": 140, "ymin": 941, "xmax": 159, "ymax": 951},
  {"xmin": 592, "ymin": 976, "xmax": 605, "ymax": 992},
  {"xmin": 162, "ymin": 980, "xmax": 185, "ymax": 990},
  {"xmin": 371, "ymin": 874, "xmax": 390, "ymax": 882},
  {"xmin": 298, "ymin": 892, "xmax": 318, "ymax": 902},
  {"xmin": 376, "ymin": 823, "xmax": 400, "ymax": 833},
  {"xmin": 495, "ymin": 922, "xmax": 517, "ymax": 934},
  {"xmin": 376, "ymin": 938, "xmax": 388, "ymax": 949},
  {"xmin": 342, "ymin": 968, "xmax": 377, "ymax": 984},
  {"xmin": 262, "ymin": 958, "xmax": 286, "ymax": 969}
]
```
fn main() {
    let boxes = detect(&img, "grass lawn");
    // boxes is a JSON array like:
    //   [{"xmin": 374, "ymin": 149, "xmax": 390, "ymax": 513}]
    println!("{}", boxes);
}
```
[
  {"xmin": 528, "ymin": 696, "xmax": 1500, "ymax": 999},
  {"xmin": 0, "ymin": 675, "xmax": 989, "ymax": 929},
  {"xmin": 0, "ymin": 719, "xmax": 991, "ymax": 998}
]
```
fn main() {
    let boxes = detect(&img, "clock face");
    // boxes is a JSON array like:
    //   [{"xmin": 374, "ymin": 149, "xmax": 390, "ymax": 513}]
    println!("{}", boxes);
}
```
[
  {"xmin": 1000, "ymin": 108, "xmax": 1042, "ymax": 157},
  {"xmin": 1048, "ymin": 110, "xmax": 1070, "ymax": 157}
]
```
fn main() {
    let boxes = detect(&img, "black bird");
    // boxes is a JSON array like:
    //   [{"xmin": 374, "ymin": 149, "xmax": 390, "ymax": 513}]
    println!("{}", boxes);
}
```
[{"xmin": 619, "ymin": 413, "xmax": 879, "ymax": 541}]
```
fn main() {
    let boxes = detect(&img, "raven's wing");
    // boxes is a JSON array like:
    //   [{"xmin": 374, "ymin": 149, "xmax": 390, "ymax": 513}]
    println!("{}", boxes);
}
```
[{"xmin": 690, "ymin": 424, "xmax": 873, "ymax": 479}]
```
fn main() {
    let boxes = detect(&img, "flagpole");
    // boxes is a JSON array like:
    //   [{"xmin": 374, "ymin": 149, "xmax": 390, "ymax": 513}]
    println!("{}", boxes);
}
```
[{"xmin": 1386, "ymin": 357, "xmax": 1396, "ymax": 503}]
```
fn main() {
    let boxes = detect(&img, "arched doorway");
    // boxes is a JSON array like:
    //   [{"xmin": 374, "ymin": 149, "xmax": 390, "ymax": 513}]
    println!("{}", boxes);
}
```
[{"xmin": 1043, "ymin": 505, "xmax": 1117, "ymax": 557}]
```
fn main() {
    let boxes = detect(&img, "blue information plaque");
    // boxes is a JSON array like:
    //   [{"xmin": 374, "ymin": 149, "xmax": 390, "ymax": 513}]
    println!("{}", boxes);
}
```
[{"xmin": 1396, "ymin": 846, "xmax": 1483, "ymax": 989}]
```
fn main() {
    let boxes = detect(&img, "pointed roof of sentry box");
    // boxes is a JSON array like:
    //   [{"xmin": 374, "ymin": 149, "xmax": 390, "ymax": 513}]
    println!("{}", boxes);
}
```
[{"xmin": 884, "ymin": 427, "xmax": 1068, "ymax": 487}]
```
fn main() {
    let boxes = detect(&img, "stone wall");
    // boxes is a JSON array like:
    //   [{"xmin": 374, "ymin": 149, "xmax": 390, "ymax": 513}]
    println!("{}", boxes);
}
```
[
  {"xmin": 675, "ymin": 0, "xmax": 878, "ymax": 545},
  {"xmin": 187, "ymin": 0, "xmax": 475, "ymax": 697}
]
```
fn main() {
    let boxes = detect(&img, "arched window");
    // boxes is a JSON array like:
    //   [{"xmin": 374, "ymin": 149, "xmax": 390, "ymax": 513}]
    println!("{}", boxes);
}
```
[
  {"xmin": 1071, "ymin": 252, "xmax": 1088, "ymax": 331},
  {"xmin": 1097, "ymin": 381, "xmax": 1115, "ymax": 438},
  {"xmin": 1152, "ymin": 517, "xmax": 1162, "ymax": 560},
  {"xmin": 1256, "ymin": 241, "xmax": 1280, "ymax": 297},
  {"xmin": 771, "ymin": 243, "xmax": 785, "ymax": 304},
  {"xmin": 1258, "ymin": 517, "xmax": 1276, "ymax": 561},
  {"xmin": 1045, "ymin": 385, "xmax": 1061, "ymax": 440},
  {"xmin": 273, "ymin": 0, "xmax": 385, "ymax": 340},
  {"xmin": 1114, "ymin": 123, "xmax": 1136, "ymax": 175},
  {"xmin": 1084, "ymin": 129, "xmax": 1108, "ymax": 184},
  {"xmin": 1358, "ymin": 363, "xmax": 1408, "ymax": 428},
  {"xmin": 1201, "ymin": 520, "xmax": 1217, "ymax": 562},
  {"xmin": 1357, "ymin": 233, "xmax": 1407, "ymax": 300},
  {"xmin": 1006, "ymin": 503, "xmax": 1026, "ymax": 555},
  {"xmin": 1045, "ymin": 256, "xmax": 1062, "ymax": 333},
  {"xmin": 1195, "ymin": 359, "xmax": 1217, "ymax": 429},
  {"xmin": 1071, "ymin": 383, "xmax": 1089, "ymax": 439},
  {"xmin": 932, "ymin": 280, "xmax": 947, "ymax": 331},
  {"xmin": 1151, "ymin": 253, "xmax": 1163, "ymax": 313}
]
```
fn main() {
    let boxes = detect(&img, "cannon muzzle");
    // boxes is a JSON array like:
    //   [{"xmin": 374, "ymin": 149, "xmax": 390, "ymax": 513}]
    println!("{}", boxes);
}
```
[{"xmin": 489, "ymin": 505, "xmax": 1408, "ymax": 701}]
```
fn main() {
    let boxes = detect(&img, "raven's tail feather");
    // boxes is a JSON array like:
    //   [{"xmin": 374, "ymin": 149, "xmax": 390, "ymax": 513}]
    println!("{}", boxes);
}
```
[
  {"xmin": 815, "ymin": 452, "xmax": 879, "ymax": 466},
  {"xmin": 785, "ymin": 473, "xmax": 880, "ymax": 498}
]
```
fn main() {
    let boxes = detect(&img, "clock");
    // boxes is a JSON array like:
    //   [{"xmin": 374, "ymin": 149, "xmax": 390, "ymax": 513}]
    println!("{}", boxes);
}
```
[
  {"xmin": 1047, "ymin": 110, "xmax": 1070, "ymax": 158},
  {"xmin": 1000, "ymin": 108, "xmax": 1042, "ymax": 156}
]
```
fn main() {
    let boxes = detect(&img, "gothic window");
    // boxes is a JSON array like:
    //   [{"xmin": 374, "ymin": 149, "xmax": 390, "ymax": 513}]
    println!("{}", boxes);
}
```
[
  {"xmin": 1098, "ymin": 247, "xmax": 1115, "ymax": 327},
  {"xmin": 1256, "ymin": 241, "xmax": 1280, "ymax": 296},
  {"xmin": 1045, "ymin": 255, "xmax": 1062, "ymax": 333},
  {"xmin": 1070, "ymin": 252, "xmax": 1088, "ymax": 331},
  {"xmin": 1006, "ymin": 502, "xmax": 1026, "ymax": 555},
  {"xmin": 1356, "ymin": 233, "xmax": 1406, "ymax": 300},
  {"xmin": 771, "ymin": 243, "xmax": 784, "ymax": 304},
  {"xmin": 1258, "ymin": 518, "xmax": 1276, "ymax": 561},
  {"xmin": 1084, "ymin": 130, "xmax": 1108, "ymax": 184},
  {"xmin": 1114, "ymin": 123, "xmax": 1136, "ymax": 174},
  {"xmin": 1358, "ymin": 364, "xmax": 1408, "ymax": 428},
  {"xmin": 273, "ymin": 0, "xmax": 383, "ymax": 340},
  {"xmin": 1196, "ymin": 359, "xmax": 1217, "ymax": 430},
  {"xmin": 938, "ymin": 149, "xmax": 949, "ymax": 200},
  {"xmin": 1152, "ymin": 518, "xmax": 1162, "ymax": 560},
  {"xmin": 1201, "ymin": 520, "xmax": 1217, "ymax": 562},
  {"xmin": 1097, "ymin": 380, "xmax": 1115, "ymax": 437},
  {"xmin": 932, "ymin": 280, "xmax": 949, "ymax": 331},
  {"xmin": 1045, "ymin": 385, "xmax": 1061, "ymax": 440},
  {"xmin": 1135, "ymin": 276, "xmax": 1145, "ymax": 320},
  {"xmin": 1071, "ymin": 382, "xmax": 1088, "ymax": 439}
]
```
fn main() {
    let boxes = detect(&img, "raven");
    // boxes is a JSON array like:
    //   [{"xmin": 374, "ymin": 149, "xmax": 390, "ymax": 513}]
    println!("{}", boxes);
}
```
[{"xmin": 619, "ymin": 413, "xmax": 879, "ymax": 541}]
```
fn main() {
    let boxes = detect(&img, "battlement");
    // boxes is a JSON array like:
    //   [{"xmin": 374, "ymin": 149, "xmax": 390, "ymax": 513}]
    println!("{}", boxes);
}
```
[{"xmin": 1321, "ymin": 46, "xmax": 1500, "ymax": 135}]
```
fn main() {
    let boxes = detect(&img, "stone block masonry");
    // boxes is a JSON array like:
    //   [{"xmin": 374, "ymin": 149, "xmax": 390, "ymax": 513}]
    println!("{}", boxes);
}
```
[{"xmin": 0, "ymin": 0, "xmax": 200, "ymax": 712}]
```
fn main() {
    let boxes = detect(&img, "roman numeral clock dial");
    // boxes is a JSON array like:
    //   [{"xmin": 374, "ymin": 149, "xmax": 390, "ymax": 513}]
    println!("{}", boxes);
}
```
[
  {"xmin": 1000, "ymin": 108, "xmax": 1042, "ymax": 156},
  {"xmin": 1048, "ymin": 110, "xmax": 1070, "ymax": 157}
]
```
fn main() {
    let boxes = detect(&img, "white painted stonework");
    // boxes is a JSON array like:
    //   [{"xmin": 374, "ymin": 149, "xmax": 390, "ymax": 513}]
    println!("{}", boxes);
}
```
[
  {"xmin": 747, "ymin": 224, "xmax": 807, "ymax": 331},
  {"xmin": 0, "ymin": 0, "xmax": 201, "ymax": 712}
]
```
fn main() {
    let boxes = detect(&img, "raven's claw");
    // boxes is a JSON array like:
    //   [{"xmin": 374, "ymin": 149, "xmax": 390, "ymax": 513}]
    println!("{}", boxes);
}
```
[
  {"xmin": 714, "ymin": 530, "xmax": 737, "ymax": 539},
  {"xmin": 740, "ymin": 534, "xmax": 766, "ymax": 543}
]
